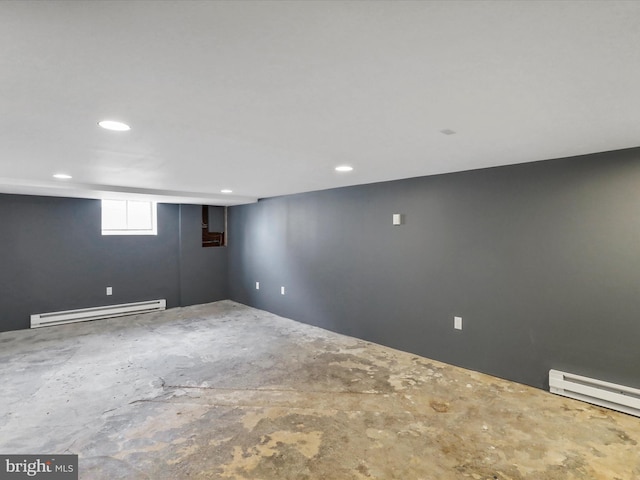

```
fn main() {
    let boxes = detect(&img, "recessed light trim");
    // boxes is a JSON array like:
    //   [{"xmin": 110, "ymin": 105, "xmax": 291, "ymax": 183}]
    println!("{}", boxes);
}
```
[
  {"xmin": 53, "ymin": 174, "xmax": 72, "ymax": 179},
  {"xmin": 221, "ymin": 189, "xmax": 233, "ymax": 194},
  {"xmin": 335, "ymin": 165, "xmax": 354, "ymax": 172},
  {"xmin": 98, "ymin": 120, "xmax": 131, "ymax": 131}
]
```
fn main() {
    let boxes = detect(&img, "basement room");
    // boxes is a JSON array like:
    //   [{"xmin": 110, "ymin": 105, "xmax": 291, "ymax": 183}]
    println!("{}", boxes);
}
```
[{"xmin": 1, "ymin": 1, "xmax": 639, "ymax": 479}]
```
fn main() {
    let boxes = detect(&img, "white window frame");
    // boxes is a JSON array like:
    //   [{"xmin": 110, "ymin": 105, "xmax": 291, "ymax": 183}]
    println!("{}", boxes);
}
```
[{"xmin": 101, "ymin": 199, "xmax": 158, "ymax": 236}]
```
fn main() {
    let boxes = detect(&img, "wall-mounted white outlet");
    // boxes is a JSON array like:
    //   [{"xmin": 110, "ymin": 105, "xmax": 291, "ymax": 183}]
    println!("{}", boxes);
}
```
[
  {"xmin": 393, "ymin": 213, "xmax": 403, "ymax": 225},
  {"xmin": 106, "ymin": 286, "xmax": 113, "ymax": 296},
  {"xmin": 256, "ymin": 282, "xmax": 260, "ymax": 290},
  {"xmin": 454, "ymin": 316, "xmax": 462, "ymax": 330},
  {"xmin": 281, "ymin": 286, "xmax": 286, "ymax": 295}
]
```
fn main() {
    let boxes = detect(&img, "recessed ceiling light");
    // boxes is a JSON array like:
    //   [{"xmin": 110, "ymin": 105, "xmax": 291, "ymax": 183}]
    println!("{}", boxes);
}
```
[
  {"xmin": 53, "ymin": 174, "xmax": 72, "ymax": 179},
  {"xmin": 335, "ymin": 165, "xmax": 353, "ymax": 172},
  {"xmin": 98, "ymin": 120, "xmax": 130, "ymax": 131},
  {"xmin": 440, "ymin": 129, "xmax": 456, "ymax": 135},
  {"xmin": 221, "ymin": 189, "xmax": 233, "ymax": 194}
]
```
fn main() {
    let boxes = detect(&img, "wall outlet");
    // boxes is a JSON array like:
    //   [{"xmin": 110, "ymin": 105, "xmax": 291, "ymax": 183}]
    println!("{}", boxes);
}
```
[
  {"xmin": 256, "ymin": 281, "xmax": 260, "ymax": 290},
  {"xmin": 454, "ymin": 316, "xmax": 462, "ymax": 330},
  {"xmin": 281, "ymin": 286, "xmax": 286, "ymax": 295},
  {"xmin": 393, "ymin": 213, "xmax": 403, "ymax": 225},
  {"xmin": 106, "ymin": 286, "xmax": 113, "ymax": 296}
]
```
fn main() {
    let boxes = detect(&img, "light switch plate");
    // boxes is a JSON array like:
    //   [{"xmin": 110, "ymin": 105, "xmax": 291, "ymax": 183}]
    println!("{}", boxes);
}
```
[{"xmin": 454, "ymin": 316, "xmax": 462, "ymax": 330}]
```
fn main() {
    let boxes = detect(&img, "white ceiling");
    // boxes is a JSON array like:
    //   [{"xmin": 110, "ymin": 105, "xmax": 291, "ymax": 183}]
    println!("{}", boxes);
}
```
[{"xmin": 2, "ymin": 0, "xmax": 640, "ymax": 206}]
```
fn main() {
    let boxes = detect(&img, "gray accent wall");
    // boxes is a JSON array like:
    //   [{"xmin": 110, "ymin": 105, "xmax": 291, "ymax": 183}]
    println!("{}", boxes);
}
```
[
  {"xmin": 228, "ymin": 148, "xmax": 640, "ymax": 390},
  {"xmin": 179, "ymin": 204, "xmax": 228, "ymax": 305},
  {"xmin": 0, "ymin": 195, "xmax": 227, "ymax": 332}
]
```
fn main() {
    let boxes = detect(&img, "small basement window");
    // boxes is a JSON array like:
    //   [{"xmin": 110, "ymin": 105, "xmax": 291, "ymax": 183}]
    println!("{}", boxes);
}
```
[{"xmin": 102, "ymin": 199, "xmax": 157, "ymax": 236}]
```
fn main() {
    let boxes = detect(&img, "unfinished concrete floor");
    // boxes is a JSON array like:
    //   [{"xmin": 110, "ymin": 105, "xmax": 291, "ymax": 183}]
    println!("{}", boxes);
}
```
[{"xmin": 1, "ymin": 301, "xmax": 639, "ymax": 479}]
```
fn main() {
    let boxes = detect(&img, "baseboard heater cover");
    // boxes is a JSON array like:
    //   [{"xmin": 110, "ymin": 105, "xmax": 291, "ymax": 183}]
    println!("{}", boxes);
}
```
[
  {"xmin": 549, "ymin": 369, "xmax": 640, "ymax": 418},
  {"xmin": 31, "ymin": 299, "xmax": 166, "ymax": 328}
]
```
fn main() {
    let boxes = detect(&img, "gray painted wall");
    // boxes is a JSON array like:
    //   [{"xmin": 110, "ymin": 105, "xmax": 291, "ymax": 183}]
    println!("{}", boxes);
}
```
[
  {"xmin": 179, "ymin": 204, "xmax": 228, "ymax": 305},
  {"xmin": 228, "ymin": 148, "xmax": 640, "ymax": 390},
  {"xmin": 0, "ymin": 195, "xmax": 227, "ymax": 332}
]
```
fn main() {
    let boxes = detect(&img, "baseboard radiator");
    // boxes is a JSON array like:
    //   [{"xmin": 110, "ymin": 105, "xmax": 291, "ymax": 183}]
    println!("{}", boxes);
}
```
[
  {"xmin": 549, "ymin": 369, "xmax": 640, "ymax": 418},
  {"xmin": 30, "ymin": 299, "xmax": 166, "ymax": 328}
]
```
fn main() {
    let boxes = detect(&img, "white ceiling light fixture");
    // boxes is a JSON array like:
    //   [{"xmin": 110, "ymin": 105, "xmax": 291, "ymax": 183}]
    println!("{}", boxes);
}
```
[
  {"xmin": 53, "ymin": 173, "xmax": 72, "ymax": 179},
  {"xmin": 98, "ymin": 120, "xmax": 131, "ymax": 131},
  {"xmin": 335, "ymin": 165, "xmax": 354, "ymax": 172},
  {"xmin": 221, "ymin": 189, "xmax": 233, "ymax": 193}
]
